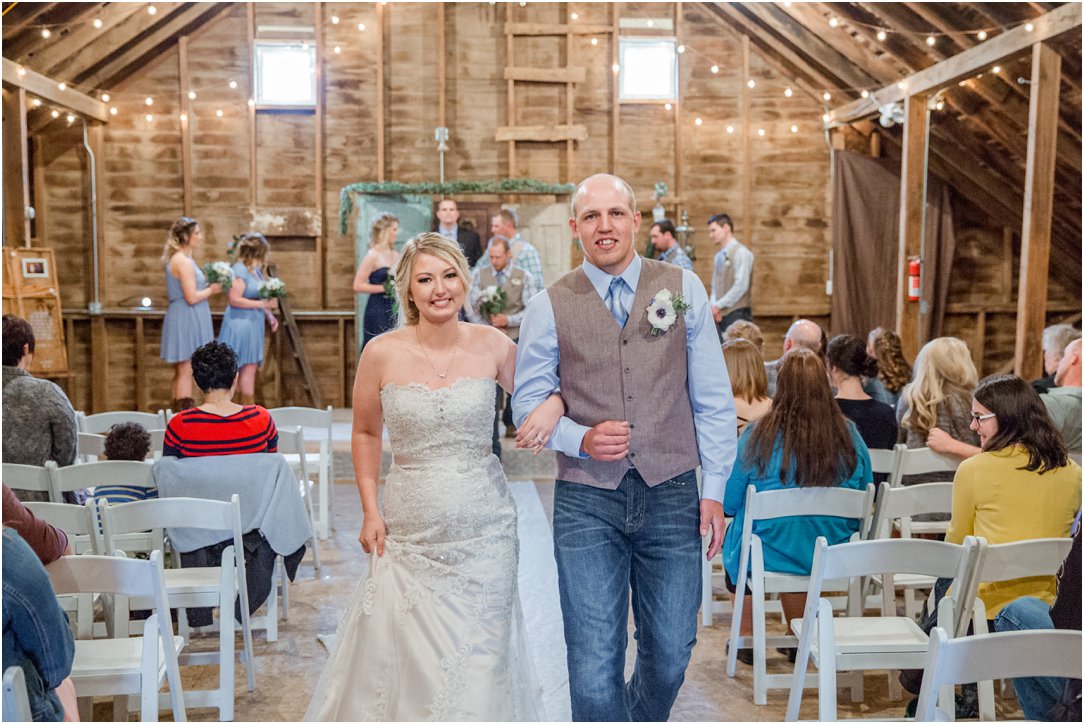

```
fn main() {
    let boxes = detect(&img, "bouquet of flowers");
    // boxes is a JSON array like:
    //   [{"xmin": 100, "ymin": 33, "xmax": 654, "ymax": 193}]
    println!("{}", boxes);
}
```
[
  {"xmin": 202, "ymin": 261, "xmax": 234, "ymax": 289},
  {"xmin": 258, "ymin": 277, "xmax": 287, "ymax": 299},
  {"xmin": 478, "ymin": 285, "xmax": 508, "ymax": 317},
  {"xmin": 383, "ymin": 276, "xmax": 399, "ymax": 315}
]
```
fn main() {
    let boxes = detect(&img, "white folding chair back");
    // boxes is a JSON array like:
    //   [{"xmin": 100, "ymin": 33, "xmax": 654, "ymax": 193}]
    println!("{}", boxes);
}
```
[
  {"xmin": 2, "ymin": 462, "xmax": 54, "ymax": 500},
  {"xmin": 268, "ymin": 406, "xmax": 334, "ymax": 540},
  {"xmin": 148, "ymin": 429, "xmax": 166, "ymax": 459},
  {"xmin": 24, "ymin": 500, "xmax": 101, "ymax": 637},
  {"xmin": 46, "ymin": 551, "xmax": 186, "ymax": 722},
  {"xmin": 785, "ymin": 536, "xmax": 984, "ymax": 721},
  {"xmin": 867, "ymin": 447, "xmax": 898, "ymax": 480},
  {"xmin": 47, "ymin": 459, "xmax": 155, "ymax": 501},
  {"xmin": 726, "ymin": 484, "xmax": 876, "ymax": 705},
  {"xmin": 3, "ymin": 666, "xmax": 32, "ymax": 722},
  {"xmin": 916, "ymin": 627, "xmax": 1083, "ymax": 722},
  {"xmin": 276, "ymin": 427, "xmax": 322, "ymax": 573},
  {"xmin": 77, "ymin": 432, "xmax": 107, "ymax": 462},
  {"xmin": 77, "ymin": 410, "xmax": 167, "ymax": 435},
  {"xmin": 100, "ymin": 495, "xmax": 256, "ymax": 717},
  {"xmin": 889, "ymin": 444, "xmax": 959, "ymax": 487}
]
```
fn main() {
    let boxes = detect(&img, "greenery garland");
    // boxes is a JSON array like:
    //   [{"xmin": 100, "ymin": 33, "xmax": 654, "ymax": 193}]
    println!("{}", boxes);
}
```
[{"xmin": 339, "ymin": 178, "xmax": 576, "ymax": 234}]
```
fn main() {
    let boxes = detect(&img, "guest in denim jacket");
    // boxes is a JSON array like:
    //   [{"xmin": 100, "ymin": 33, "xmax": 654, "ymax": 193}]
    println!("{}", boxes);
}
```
[{"xmin": 2, "ymin": 528, "xmax": 75, "ymax": 722}]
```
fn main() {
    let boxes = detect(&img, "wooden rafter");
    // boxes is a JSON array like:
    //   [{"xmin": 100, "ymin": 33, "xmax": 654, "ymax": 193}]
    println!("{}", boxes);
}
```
[
  {"xmin": 1, "ymin": 56, "xmax": 108, "ymax": 122},
  {"xmin": 21, "ymin": 2, "xmax": 147, "ymax": 82}
]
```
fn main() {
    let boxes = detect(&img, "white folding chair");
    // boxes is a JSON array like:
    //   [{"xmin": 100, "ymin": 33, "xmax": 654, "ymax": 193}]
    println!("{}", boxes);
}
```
[
  {"xmin": 867, "ymin": 447, "xmax": 899, "ymax": 482},
  {"xmin": 149, "ymin": 429, "xmax": 166, "ymax": 459},
  {"xmin": 726, "ymin": 484, "xmax": 876, "ymax": 705},
  {"xmin": 785, "ymin": 536, "xmax": 983, "ymax": 721},
  {"xmin": 46, "ymin": 551, "xmax": 187, "ymax": 722},
  {"xmin": 869, "ymin": 481, "xmax": 956, "ymax": 622},
  {"xmin": 77, "ymin": 410, "xmax": 167, "ymax": 435},
  {"xmin": 889, "ymin": 444, "xmax": 959, "ymax": 490},
  {"xmin": 276, "ymin": 427, "xmax": 322, "ymax": 573},
  {"xmin": 965, "ymin": 537, "xmax": 1075, "ymax": 720},
  {"xmin": 77, "ymin": 432, "xmax": 107, "ymax": 463},
  {"xmin": 268, "ymin": 406, "xmax": 335, "ymax": 540},
  {"xmin": 700, "ymin": 465, "xmax": 733, "ymax": 627},
  {"xmin": 47, "ymin": 459, "xmax": 155, "ymax": 503},
  {"xmin": 24, "ymin": 500, "xmax": 101, "ymax": 638},
  {"xmin": 916, "ymin": 627, "xmax": 1083, "ymax": 722},
  {"xmin": 3, "ymin": 666, "xmax": 32, "ymax": 722},
  {"xmin": 100, "ymin": 495, "xmax": 256, "ymax": 720},
  {"xmin": 3, "ymin": 462, "xmax": 55, "ymax": 501}
]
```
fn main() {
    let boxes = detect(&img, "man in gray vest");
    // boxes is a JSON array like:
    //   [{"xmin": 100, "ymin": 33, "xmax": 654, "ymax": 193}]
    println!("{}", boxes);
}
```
[
  {"xmin": 513, "ymin": 173, "xmax": 737, "ymax": 721},
  {"xmin": 467, "ymin": 235, "xmax": 541, "ymax": 448},
  {"xmin": 709, "ymin": 212, "xmax": 754, "ymax": 338}
]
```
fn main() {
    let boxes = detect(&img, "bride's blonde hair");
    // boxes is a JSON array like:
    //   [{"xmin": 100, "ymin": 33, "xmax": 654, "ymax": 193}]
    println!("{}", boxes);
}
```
[
  {"xmin": 900, "ymin": 337, "xmax": 978, "ymax": 436},
  {"xmin": 393, "ymin": 233, "xmax": 470, "ymax": 327}
]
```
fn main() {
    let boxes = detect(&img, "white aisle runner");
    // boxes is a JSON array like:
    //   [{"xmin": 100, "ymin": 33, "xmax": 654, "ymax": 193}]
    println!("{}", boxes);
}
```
[{"xmin": 511, "ymin": 481, "xmax": 572, "ymax": 722}]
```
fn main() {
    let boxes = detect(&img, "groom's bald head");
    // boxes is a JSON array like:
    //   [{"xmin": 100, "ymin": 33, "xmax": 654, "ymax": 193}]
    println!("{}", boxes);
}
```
[{"xmin": 570, "ymin": 174, "xmax": 637, "ymax": 218}]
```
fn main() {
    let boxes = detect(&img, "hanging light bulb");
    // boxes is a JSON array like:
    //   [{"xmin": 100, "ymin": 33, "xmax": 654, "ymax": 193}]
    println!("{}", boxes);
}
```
[
  {"xmin": 694, "ymin": 117, "xmax": 703, "ymax": 126},
  {"xmin": 101, "ymin": 92, "xmax": 110, "ymax": 102},
  {"xmin": 861, "ymin": 89, "xmax": 869, "ymax": 98},
  {"xmin": 358, "ymin": 22, "xmax": 366, "ymax": 31},
  {"xmin": 58, "ymin": 82, "xmax": 67, "ymax": 91},
  {"xmin": 50, "ymin": 109, "xmax": 60, "ymax": 118},
  {"xmin": 570, "ymin": 12, "xmax": 578, "ymax": 20},
  {"xmin": 31, "ymin": 98, "xmax": 42, "ymax": 108},
  {"xmin": 109, "ymin": 106, "xmax": 118, "ymax": 115},
  {"xmin": 612, "ymin": 63, "xmax": 620, "ymax": 73},
  {"xmin": 187, "ymin": 90, "xmax": 197, "ymax": 100},
  {"xmin": 664, "ymin": 102, "xmax": 672, "ymax": 110},
  {"xmin": 41, "ymin": 28, "xmax": 51, "ymax": 39},
  {"xmin": 590, "ymin": 38, "xmax": 598, "ymax": 46},
  {"xmin": 677, "ymin": 44, "xmax": 686, "ymax": 54},
  {"xmin": 1024, "ymin": 22, "xmax": 1034, "ymax": 32},
  {"xmin": 784, "ymin": 87, "xmax": 793, "ymax": 98},
  {"xmin": 330, "ymin": 15, "xmax": 340, "ymax": 24},
  {"xmin": 93, "ymin": 18, "xmax": 103, "ymax": 29},
  {"xmin": 146, "ymin": 113, "xmax": 154, "ymax": 122},
  {"xmin": 215, "ymin": 109, "xmax": 224, "ymax": 117},
  {"xmin": 828, "ymin": 17, "xmax": 839, "ymax": 28},
  {"xmin": 876, "ymin": 29, "xmax": 887, "ymax": 41},
  {"xmin": 976, "ymin": 30, "xmax": 987, "ymax": 41},
  {"xmin": 180, "ymin": 112, "xmax": 188, "ymax": 122},
  {"xmin": 711, "ymin": 64, "xmax": 719, "ymax": 74},
  {"xmin": 747, "ymin": 78, "xmax": 756, "ymax": 89},
  {"xmin": 147, "ymin": 5, "xmax": 157, "ymax": 15},
  {"xmin": 790, "ymin": 124, "xmax": 798, "ymax": 133},
  {"xmin": 757, "ymin": 128, "xmax": 765, "ymax": 137},
  {"xmin": 333, "ymin": 45, "xmax": 342, "ymax": 54},
  {"xmin": 145, "ymin": 96, "xmax": 153, "ymax": 106},
  {"xmin": 926, "ymin": 35, "xmax": 936, "ymax": 46},
  {"xmin": 229, "ymin": 80, "xmax": 238, "ymax": 89}
]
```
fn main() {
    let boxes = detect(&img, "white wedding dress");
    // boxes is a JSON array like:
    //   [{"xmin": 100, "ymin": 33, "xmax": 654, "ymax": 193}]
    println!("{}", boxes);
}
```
[{"xmin": 306, "ymin": 376, "xmax": 543, "ymax": 721}]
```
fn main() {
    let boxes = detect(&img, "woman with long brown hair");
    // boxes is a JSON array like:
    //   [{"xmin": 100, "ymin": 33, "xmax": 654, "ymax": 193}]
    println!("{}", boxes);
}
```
[{"xmin": 721, "ymin": 348, "xmax": 873, "ymax": 651}]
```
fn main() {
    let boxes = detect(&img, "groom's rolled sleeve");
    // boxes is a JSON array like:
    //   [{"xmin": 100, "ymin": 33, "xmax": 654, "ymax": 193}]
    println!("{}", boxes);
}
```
[
  {"xmin": 512, "ymin": 290, "xmax": 590, "ymax": 458},
  {"xmin": 682, "ymin": 270, "xmax": 738, "ymax": 503}
]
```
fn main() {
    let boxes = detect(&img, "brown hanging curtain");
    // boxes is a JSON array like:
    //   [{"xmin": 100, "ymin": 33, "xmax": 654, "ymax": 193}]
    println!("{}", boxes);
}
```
[{"xmin": 830, "ymin": 150, "xmax": 956, "ymax": 343}]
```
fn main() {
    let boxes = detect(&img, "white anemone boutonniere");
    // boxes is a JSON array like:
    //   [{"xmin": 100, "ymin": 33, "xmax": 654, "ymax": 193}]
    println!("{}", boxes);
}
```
[{"xmin": 645, "ymin": 289, "xmax": 691, "ymax": 336}]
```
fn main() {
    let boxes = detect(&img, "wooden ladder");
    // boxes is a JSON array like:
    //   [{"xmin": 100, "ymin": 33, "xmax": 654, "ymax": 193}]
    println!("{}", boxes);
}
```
[{"xmin": 269, "ymin": 266, "xmax": 323, "ymax": 408}]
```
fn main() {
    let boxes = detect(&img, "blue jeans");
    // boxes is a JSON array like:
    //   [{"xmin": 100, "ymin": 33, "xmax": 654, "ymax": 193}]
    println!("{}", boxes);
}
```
[
  {"xmin": 994, "ymin": 597, "xmax": 1065, "ymax": 720},
  {"xmin": 553, "ymin": 468, "xmax": 701, "ymax": 721}
]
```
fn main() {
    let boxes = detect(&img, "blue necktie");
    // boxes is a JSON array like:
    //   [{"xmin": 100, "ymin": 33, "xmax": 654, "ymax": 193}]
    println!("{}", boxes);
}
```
[{"xmin": 607, "ymin": 277, "xmax": 628, "ymax": 327}]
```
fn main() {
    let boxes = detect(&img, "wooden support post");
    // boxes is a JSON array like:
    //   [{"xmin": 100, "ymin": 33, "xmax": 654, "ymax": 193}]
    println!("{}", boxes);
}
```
[
  {"xmin": 895, "ymin": 92, "xmax": 929, "ymax": 361},
  {"xmin": 135, "ymin": 318, "xmax": 146, "ymax": 411},
  {"xmin": 2, "ymin": 87, "xmax": 31, "ymax": 245},
  {"xmin": 565, "ymin": 4, "xmax": 574, "ymax": 182},
  {"xmin": 1014, "ymin": 43, "xmax": 1061, "ymax": 379},
  {"xmin": 610, "ymin": 3, "xmax": 619, "ymax": 174},
  {"xmin": 247, "ymin": 2, "xmax": 257, "ymax": 208},
  {"xmin": 870, "ymin": 130, "xmax": 882, "ymax": 158},
  {"xmin": 91, "ymin": 316, "xmax": 108, "ymax": 413},
  {"xmin": 673, "ymin": 2, "xmax": 682, "ymax": 204},
  {"xmin": 1001, "ymin": 226, "xmax": 1014, "ymax": 297},
  {"xmin": 87, "ymin": 124, "xmax": 108, "ymax": 307},
  {"xmin": 337, "ymin": 318, "xmax": 347, "ymax": 408},
  {"xmin": 438, "ymin": 3, "xmax": 447, "ymax": 131},
  {"xmin": 377, "ymin": 2, "xmax": 386, "ymax": 182},
  {"xmin": 740, "ymin": 35, "xmax": 751, "ymax": 241},
  {"xmin": 973, "ymin": 310, "xmax": 987, "ymax": 375},
  {"xmin": 506, "ymin": 5, "xmax": 516, "ymax": 178},
  {"xmin": 314, "ymin": 2, "xmax": 326, "ymax": 309},
  {"xmin": 179, "ymin": 37, "xmax": 193, "ymax": 215}
]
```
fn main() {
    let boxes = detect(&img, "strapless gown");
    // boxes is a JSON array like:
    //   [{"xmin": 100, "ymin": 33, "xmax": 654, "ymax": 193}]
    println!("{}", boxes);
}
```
[{"xmin": 305, "ymin": 377, "xmax": 543, "ymax": 721}]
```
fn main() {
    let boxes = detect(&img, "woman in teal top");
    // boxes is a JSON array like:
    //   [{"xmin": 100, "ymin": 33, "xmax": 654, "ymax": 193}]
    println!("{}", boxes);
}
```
[
  {"xmin": 722, "ymin": 349, "xmax": 872, "ymax": 646},
  {"xmin": 218, "ymin": 233, "xmax": 278, "ymax": 404}
]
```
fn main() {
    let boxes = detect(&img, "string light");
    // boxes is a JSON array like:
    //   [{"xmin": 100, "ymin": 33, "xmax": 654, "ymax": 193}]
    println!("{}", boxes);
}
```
[
  {"xmin": 935, "ymin": 100, "xmax": 945, "ymax": 110},
  {"xmin": 147, "ymin": 5, "xmax": 157, "ymax": 15},
  {"xmin": 991, "ymin": 66, "xmax": 1001, "ymax": 74},
  {"xmin": 333, "ymin": 45, "xmax": 341, "ymax": 54},
  {"xmin": 101, "ymin": 92, "xmax": 110, "ymax": 102},
  {"xmin": 144, "ymin": 96, "xmax": 153, "ymax": 106},
  {"xmin": 1024, "ymin": 22, "xmax": 1034, "ymax": 32},
  {"xmin": 16, "ymin": 66, "xmax": 26, "ymax": 77},
  {"xmin": 215, "ymin": 109, "xmax": 224, "ymax": 117},
  {"xmin": 790, "ymin": 124, "xmax": 798, "ymax": 133},
  {"xmin": 31, "ymin": 99, "xmax": 42, "ymax": 108},
  {"xmin": 677, "ymin": 44, "xmax": 686, "ymax": 54},
  {"xmin": 646, "ymin": 19, "xmax": 654, "ymax": 28},
  {"xmin": 694, "ymin": 117, "xmax": 702, "ymax": 126},
  {"xmin": 109, "ymin": 107, "xmax": 117, "ymax": 115},
  {"xmin": 93, "ymin": 18, "xmax": 103, "ymax": 29},
  {"xmin": 50, "ymin": 109, "xmax": 60, "ymax": 118},
  {"xmin": 612, "ymin": 63, "xmax": 620, "ymax": 73},
  {"xmin": 726, "ymin": 125, "xmax": 735, "ymax": 134},
  {"xmin": 876, "ymin": 29, "xmax": 887, "ymax": 41},
  {"xmin": 357, "ymin": 22, "xmax": 366, "ymax": 31},
  {"xmin": 822, "ymin": 91, "xmax": 831, "ymax": 102},
  {"xmin": 187, "ymin": 90, "xmax": 197, "ymax": 100},
  {"xmin": 747, "ymin": 79, "xmax": 755, "ymax": 89},
  {"xmin": 330, "ymin": 15, "xmax": 339, "ymax": 24},
  {"xmin": 65, "ymin": 113, "xmax": 75, "ymax": 124},
  {"xmin": 784, "ymin": 87, "xmax": 793, "ymax": 98},
  {"xmin": 757, "ymin": 128, "xmax": 765, "ymax": 136},
  {"xmin": 664, "ymin": 102, "xmax": 672, "ymax": 110},
  {"xmin": 180, "ymin": 112, "xmax": 188, "ymax": 122},
  {"xmin": 976, "ymin": 30, "xmax": 987, "ymax": 40},
  {"xmin": 228, "ymin": 80, "xmax": 238, "ymax": 89},
  {"xmin": 590, "ymin": 38, "xmax": 598, "ymax": 46},
  {"xmin": 860, "ymin": 90, "xmax": 869, "ymax": 98},
  {"xmin": 711, "ymin": 64, "xmax": 719, "ymax": 74},
  {"xmin": 41, "ymin": 28, "xmax": 51, "ymax": 38},
  {"xmin": 247, "ymin": 98, "xmax": 255, "ymax": 107},
  {"xmin": 570, "ymin": 12, "xmax": 578, "ymax": 20},
  {"xmin": 828, "ymin": 17, "xmax": 839, "ymax": 28},
  {"xmin": 926, "ymin": 35, "xmax": 936, "ymax": 46},
  {"xmin": 145, "ymin": 113, "xmax": 153, "ymax": 122},
  {"xmin": 57, "ymin": 82, "xmax": 67, "ymax": 91},
  {"xmin": 821, "ymin": 112, "xmax": 831, "ymax": 123}
]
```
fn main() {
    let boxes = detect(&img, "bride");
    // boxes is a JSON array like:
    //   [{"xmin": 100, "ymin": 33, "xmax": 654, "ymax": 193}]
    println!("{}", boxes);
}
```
[{"xmin": 306, "ymin": 233, "xmax": 562, "ymax": 721}]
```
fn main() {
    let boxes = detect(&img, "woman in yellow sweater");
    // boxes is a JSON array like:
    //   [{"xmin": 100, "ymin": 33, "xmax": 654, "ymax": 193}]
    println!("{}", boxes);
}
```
[{"xmin": 946, "ymin": 374, "xmax": 1081, "ymax": 618}]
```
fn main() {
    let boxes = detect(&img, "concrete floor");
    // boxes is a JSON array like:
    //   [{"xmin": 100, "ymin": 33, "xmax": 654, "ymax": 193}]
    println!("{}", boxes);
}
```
[{"xmin": 92, "ymin": 439, "xmax": 1025, "ymax": 721}]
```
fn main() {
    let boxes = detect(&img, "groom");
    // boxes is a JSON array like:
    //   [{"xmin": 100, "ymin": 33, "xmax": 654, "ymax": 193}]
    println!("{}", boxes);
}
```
[{"xmin": 513, "ymin": 173, "xmax": 737, "ymax": 721}]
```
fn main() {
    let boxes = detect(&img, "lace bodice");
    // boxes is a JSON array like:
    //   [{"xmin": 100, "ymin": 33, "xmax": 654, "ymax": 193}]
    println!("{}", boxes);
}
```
[{"xmin": 380, "ymin": 377, "xmax": 496, "ymax": 462}]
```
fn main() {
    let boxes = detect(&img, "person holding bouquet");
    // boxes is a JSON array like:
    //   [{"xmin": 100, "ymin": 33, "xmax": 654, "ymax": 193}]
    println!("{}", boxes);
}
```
[
  {"xmin": 161, "ymin": 216, "xmax": 221, "ymax": 410},
  {"xmin": 467, "ymin": 235, "xmax": 541, "ymax": 449},
  {"xmin": 353, "ymin": 212, "xmax": 400, "ymax": 350},
  {"xmin": 218, "ymin": 232, "xmax": 279, "ymax": 404}
]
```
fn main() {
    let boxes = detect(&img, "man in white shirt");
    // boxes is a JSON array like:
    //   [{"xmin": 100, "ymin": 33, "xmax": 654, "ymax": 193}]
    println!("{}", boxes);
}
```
[{"xmin": 708, "ymin": 213, "xmax": 754, "ymax": 338}]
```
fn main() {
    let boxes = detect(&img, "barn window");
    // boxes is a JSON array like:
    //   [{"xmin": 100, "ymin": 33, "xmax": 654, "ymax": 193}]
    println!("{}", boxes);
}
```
[
  {"xmin": 618, "ymin": 38, "xmax": 678, "ymax": 103},
  {"xmin": 254, "ymin": 42, "xmax": 317, "ymax": 107}
]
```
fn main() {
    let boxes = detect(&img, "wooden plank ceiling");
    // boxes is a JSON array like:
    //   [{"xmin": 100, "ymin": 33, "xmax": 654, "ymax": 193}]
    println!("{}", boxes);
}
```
[{"xmin": 3, "ymin": 1, "xmax": 1080, "ymax": 294}]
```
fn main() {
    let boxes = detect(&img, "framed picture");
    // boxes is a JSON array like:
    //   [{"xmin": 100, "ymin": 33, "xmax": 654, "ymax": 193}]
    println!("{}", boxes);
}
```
[{"xmin": 21, "ymin": 257, "xmax": 49, "ymax": 278}]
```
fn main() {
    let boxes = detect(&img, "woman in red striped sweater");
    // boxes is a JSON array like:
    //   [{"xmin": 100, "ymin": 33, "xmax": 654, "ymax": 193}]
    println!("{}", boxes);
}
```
[{"xmin": 162, "ymin": 341, "xmax": 278, "ymax": 458}]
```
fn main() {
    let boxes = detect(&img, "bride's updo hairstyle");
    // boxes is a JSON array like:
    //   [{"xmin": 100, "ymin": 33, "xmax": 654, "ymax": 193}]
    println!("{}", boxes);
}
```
[{"xmin": 393, "ymin": 232, "xmax": 471, "ymax": 327}]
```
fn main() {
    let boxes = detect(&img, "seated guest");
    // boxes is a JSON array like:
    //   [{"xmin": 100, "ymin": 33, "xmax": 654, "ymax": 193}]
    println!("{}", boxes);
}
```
[
  {"xmin": 765, "ymin": 319, "xmax": 824, "ymax": 397},
  {"xmin": 163, "ymin": 342, "xmax": 278, "ymax": 458},
  {"xmin": 2, "ymin": 485, "xmax": 70, "ymax": 564},
  {"xmin": 1033, "ymin": 323, "xmax": 1081, "ymax": 394},
  {"xmin": 2, "ymin": 315, "xmax": 77, "ymax": 501},
  {"xmin": 946, "ymin": 374, "xmax": 1081, "ymax": 619},
  {"xmin": 722, "ymin": 349, "xmax": 872, "ymax": 652},
  {"xmin": 864, "ymin": 327, "xmax": 912, "ymax": 407},
  {"xmin": 2, "ymin": 528, "xmax": 76, "ymax": 722},
  {"xmin": 722, "ymin": 339, "xmax": 771, "ymax": 436},
  {"xmin": 994, "ymin": 531, "xmax": 1080, "ymax": 722},
  {"xmin": 897, "ymin": 337, "xmax": 979, "ymax": 484},
  {"xmin": 827, "ymin": 335, "xmax": 898, "ymax": 472},
  {"xmin": 92, "ymin": 423, "xmax": 158, "ymax": 504},
  {"xmin": 1042, "ymin": 338, "xmax": 1082, "ymax": 455},
  {"xmin": 722, "ymin": 319, "xmax": 765, "ymax": 355}
]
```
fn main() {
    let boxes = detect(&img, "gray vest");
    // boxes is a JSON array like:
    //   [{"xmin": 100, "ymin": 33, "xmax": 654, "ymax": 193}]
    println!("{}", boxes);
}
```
[
  {"xmin": 479, "ymin": 265, "xmax": 526, "ymax": 340},
  {"xmin": 714, "ymin": 242, "xmax": 752, "ymax": 314},
  {"xmin": 548, "ymin": 259, "xmax": 700, "ymax": 488}
]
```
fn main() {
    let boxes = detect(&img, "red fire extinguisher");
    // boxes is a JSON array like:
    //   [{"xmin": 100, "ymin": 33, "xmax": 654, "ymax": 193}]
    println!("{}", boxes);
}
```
[{"xmin": 907, "ymin": 257, "xmax": 921, "ymax": 301}]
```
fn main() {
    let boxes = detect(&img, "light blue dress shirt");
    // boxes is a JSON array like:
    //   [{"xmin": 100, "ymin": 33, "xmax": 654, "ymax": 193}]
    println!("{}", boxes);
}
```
[{"xmin": 512, "ymin": 253, "xmax": 738, "ymax": 502}]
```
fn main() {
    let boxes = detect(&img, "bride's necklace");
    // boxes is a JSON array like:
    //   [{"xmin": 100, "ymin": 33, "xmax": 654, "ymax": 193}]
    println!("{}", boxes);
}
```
[{"xmin": 416, "ymin": 324, "xmax": 460, "ymax": 380}]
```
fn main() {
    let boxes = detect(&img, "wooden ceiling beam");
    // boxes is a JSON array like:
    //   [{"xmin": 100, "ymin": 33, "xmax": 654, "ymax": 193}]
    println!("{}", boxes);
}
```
[
  {"xmin": 823, "ymin": 2, "xmax": 935, "ymax": 71},
  {"xmin": 827, "ymin": 3, "xmax": 1081, "ymax": 126},
  {"xmin": 2, "ymin": 2, "xmax": 100, "ymax": 60},
  {"xmin": 25, "ymin": 2, "xmax": 147, "ymax": 81},
  {"xmin": 1, "ymin": 57, "xmax": 108, "ymax": 122},
  {"xmin": 779, "ymin": 2, "xmax": 906, "ymax": 83},
  {"xmin": 2, "ymin": 2, "xmax": 57, "ymax": 41}
]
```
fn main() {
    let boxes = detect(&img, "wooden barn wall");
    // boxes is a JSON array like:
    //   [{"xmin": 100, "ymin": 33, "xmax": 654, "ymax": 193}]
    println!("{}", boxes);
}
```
[{"xmin": 22, "ymin": 2, "xmax": 1076, "ymax": 412}]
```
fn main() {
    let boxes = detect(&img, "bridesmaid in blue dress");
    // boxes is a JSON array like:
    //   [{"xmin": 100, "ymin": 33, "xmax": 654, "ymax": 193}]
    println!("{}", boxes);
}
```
[
  {"xmin": 352, "ymin": 212, "xmax": 400, "ymax": 349},
  {"xmin": 161, "ymin": 216, "xmax": 221, "ymax": 410},
  {"xmin": 218, "ymin": 233, "xmax": 278, "ymax": 405}
]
